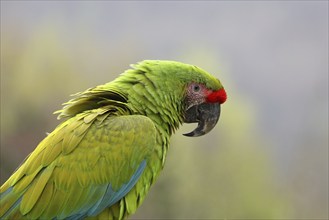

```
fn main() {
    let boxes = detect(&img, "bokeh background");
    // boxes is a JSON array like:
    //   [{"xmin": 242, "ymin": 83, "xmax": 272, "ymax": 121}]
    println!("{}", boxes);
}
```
[{"xmin": 1, "ymin": 1, "xmax": 328, "ymax": 219}]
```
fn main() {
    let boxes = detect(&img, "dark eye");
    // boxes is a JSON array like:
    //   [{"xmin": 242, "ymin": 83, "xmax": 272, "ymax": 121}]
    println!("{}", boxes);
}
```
[{"xmin": 193, "ymin": 84, "xmax": 201, "ymax": 92}]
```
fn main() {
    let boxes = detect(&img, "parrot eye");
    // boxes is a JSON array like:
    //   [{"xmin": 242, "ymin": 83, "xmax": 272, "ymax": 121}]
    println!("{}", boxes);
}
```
[{"xmin": 192, "ymin": 84, "xmax": 201, "ymax": 93}]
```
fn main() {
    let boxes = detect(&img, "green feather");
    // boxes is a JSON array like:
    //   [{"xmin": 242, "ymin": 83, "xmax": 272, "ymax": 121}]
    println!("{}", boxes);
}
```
[{"xmin": 21, "ymin": 166, "xmax": 54, "ymax": 215}]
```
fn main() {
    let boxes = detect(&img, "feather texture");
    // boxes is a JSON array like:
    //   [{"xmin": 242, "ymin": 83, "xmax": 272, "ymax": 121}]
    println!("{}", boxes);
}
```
[{"xmin": 0, "ymin": 112, "xmax": 157, "ymax": 219}]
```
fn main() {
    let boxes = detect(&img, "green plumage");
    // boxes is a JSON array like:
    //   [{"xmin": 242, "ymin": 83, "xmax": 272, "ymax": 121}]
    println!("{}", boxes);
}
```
[{"xmin": 0, "ymin": 60, "xmax": 225, "ymax": 219}]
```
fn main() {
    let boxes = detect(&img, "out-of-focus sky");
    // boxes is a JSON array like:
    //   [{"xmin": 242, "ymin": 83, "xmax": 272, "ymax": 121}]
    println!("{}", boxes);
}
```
[{"xmin": 1, "ymin": 1, "xmax": 328, "ymax": 219}]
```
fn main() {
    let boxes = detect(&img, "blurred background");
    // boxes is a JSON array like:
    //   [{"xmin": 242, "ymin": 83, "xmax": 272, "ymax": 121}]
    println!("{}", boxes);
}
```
[{"xmin": 1, "ymin": 1, "xmax": 328, "ymax": 219}]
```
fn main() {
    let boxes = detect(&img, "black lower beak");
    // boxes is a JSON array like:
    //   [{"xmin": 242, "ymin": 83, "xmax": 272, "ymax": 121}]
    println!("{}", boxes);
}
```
[{"xmin": 183, "ymin": 103, "xmax": 221, "ymax": 137}]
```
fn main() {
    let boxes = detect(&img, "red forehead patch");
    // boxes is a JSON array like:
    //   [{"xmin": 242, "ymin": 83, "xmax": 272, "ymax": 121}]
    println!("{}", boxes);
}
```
[{"xmin": 206, "ymin": 88, "xmax": 227, "ymax": 104}]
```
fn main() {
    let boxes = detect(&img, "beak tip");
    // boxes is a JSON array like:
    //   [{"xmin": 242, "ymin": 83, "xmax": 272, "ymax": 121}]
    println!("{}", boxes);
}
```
[
  {"xmin": 183, "ymin": 133, "xmax": 193, "ymax": 137},
  {"xmin": 183, "ymin": 131, "xmax": 203, "ymax": 137}
]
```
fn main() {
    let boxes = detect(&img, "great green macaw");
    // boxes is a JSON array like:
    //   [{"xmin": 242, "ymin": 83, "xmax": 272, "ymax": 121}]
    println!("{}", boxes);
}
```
[{"xmin": 0, "ymin": 60, "xmax": 227, "ymax": 219}]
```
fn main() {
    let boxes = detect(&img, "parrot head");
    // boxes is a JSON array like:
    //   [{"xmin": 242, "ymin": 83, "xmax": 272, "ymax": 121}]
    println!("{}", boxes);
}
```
[
  {"xmin": 183, "ymin": 81, "xmax": 227, "ymax": 137},
  {"xmin": 128, "ymin": 60, "xmax": 227, "ymax": 137}
]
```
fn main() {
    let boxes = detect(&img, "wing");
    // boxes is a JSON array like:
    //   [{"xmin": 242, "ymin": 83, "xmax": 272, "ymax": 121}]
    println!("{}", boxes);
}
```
[{"xmin": 0, "ymin": 109, "xmax": 157, "ymax": 219}]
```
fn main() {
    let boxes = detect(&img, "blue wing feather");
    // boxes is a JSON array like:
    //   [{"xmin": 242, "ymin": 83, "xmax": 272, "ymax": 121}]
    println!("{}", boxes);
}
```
[
  {"xmin": 87, "ymin": 160, "xmax": 147, "ymax": 217},
  {"xmin": 63, "ymin": 160, "xmax": 147, "ymax": 219},
  {"xmin": 1, "ymin": 188, "xmax": 23, "ymax": 219}
]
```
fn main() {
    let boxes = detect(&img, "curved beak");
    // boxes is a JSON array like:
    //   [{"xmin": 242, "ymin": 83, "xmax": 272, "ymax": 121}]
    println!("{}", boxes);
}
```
[{"xmin": 183, "ymin": 102, "xmax": 221, "ymax": 137}]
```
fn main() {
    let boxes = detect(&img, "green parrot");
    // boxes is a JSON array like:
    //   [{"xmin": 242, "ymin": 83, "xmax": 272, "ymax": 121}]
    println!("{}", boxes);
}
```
[{"xmin": 0, "ymin": 60, "xmax": 227, "ymax": 219}]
